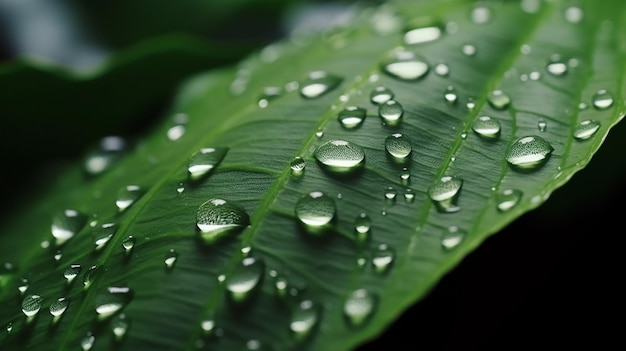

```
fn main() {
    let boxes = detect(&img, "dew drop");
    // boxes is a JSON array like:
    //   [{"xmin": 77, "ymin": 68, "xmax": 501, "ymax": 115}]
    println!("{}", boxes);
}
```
[
  {"xmin": 290, "ymin": 299, "xmax": 319, "ymax": 340},
  {"xmin": 81, "ymin": 332, "xmax": 95, "ymax": 351},
  {"xmin": 400, "ymin": 168, "xmax": 411, "ymax": 186},
  {"xmin": 188, "ymin": 148, "xmax": 228, "ymax": 181},
  {"xmin": 403, "ymin": 26, "xmax": 442, "ymax": 45},
  {"xmin": 472, "ymin": 116, "xmax": 501, "ymax": 140},
  {"xmin": 116, "ymin": 185, "xmax": 144, "ymax": 212},
  {"xmin": 167, "ymin": 125, "xmax": 186, "ymax": 141},
  {"xmin": 578, "ymin": 102, "xmax": 588, "ymax": 110},
  {"xmin": 384, "ymin": 186, "xmax": 397, "ymax": 204},
  {"xmin": 338, "ymin": 106, "xmax": 367, "ymax": 129},
  {"xmin": 258, "ymin": 86, "xmax": 282, "ymax": 108},
  {"xmin": 573, "ymin": 120, "xmax": 601, "ymax": 140},
  {"xmin": 314, "ymin": 140, "xmax": 365, "ymax": 174},
  {"xmin": 546, "ymin": 56, "xmax": 568, "ymax": 76},
  {"xmin": 404, "ymin": 188, "xmax": 415, "ymax": 203},
  {"xmin": 64, "ymin": 264, "xmax": 81, "ymax": 284},
  {"xmin": 372, "ymin": 244, "xmax": 395, "ymax": 274},
  {"xmin": 434, "ymin": 63, "xmax": 450, "ymax": 76},
  {"xmin": 22, "ymin": 294, "xmax": 43, "ymax": 317},
  {"xmin": 496, "ymin": 189, "xmax": 523, "ymax": 212},
  {"xmin": 165, "ymin": 249, "xmax": 178, "ymax": 269},
  {"xmin": 49, "ymin": 297, "xmax": 69, "ymax": 319},
  {"xmin": 290, "ymin": 156, "xmax": 306, "ymax": 176},
  {"xmin": 200, "ymin": 319, "xmax": 215, "ymax": 335},
  {"xmin": 461, "ymin": 44, "xmax": 477, "ymax": 56},
  {"xmin": 6, "ymin": 322, "xmax": 12, "ymax": 333},
  {"xmin": 122, "ymin": 236, "xmax": 136, "ymax": 254},
  {"xmin": 529, "ymin": 71, "xmax": 541, "ymax": 80},
  {"xmin": 442, "ymin": 226, "xmax": 466, "ymax": 250},
  {"xmin": 344, "ymin": 289, "xmax": 376, "ymax": 327},
  {"xmin": 225, "ymin": 257, "xmax": 264, "ymax": 303},
  {"xmin": 354, "ymin": 213, "xmax": 371, "ymax": 243},
  {"xmin": 54, "ymin": 250, "xmax": 62, "ymax": 262},
  {"xmin": 370, "ymin": 86, "xmax": 394, "ymax": 105},
  {"xmin": 95, "ymin": 286, "xmax": 133, "ymax": 320},
  {"xmin": 487, "ymin": 90, "xmax": 511, "ymax": 110},
  {"xmin": 83, "ymin": 265, "xmax": 99, "ymax": 290},
  {"xmin": 51, "ymin": 209, "xmax": 88, "ymax": 246},
  {"xmin": 466, "ymin": 97, "xmax": 476, "ymax": 110},
  {"xmin": 83, "ymin": 136, "xmax": 127, "ymax": 176},
  {"xmin": 538, "ymin": 119, "xmax": 547, "ymax": 132},
  {"xmin": 378, "ymin": 100, "xmax": 404, "ymax": 126},
  {"xmin": 295, "ymin": 191, "xmax": 336, "ymax": 229},
  {"xmin": 505, "ymin": 135, "xmax": 554, "ymax": 170},
  {"xmin": 299, "ymin": 71, "xmax": 343, "ymax": 99},
  {"xmin": 428, "ymin": 176, "xmax": 463, "ymax": 213},
  {"xmin": 112, "ymin": 313, "xmax": 129, "ymax": 341},
  {"xmin": 315, "ymin": 129, "xmax": 324, "ymax": 138},
  {"xmin": 196, "ymin": 199, "xmax": 250, "ymax": 244},
  {"xmin": 93, "ymin": 223, "xmax": 118, "ymax": 251},
  {"xmin": 18, "ymin": 278, "xmax": 29, "ymax": 294},
  {"xmin": 385, "ymin": 133, "xmax": 412, "ymax": 162},
  {"xmin": 381, "ymin": 49, "xmax": 429, "ymax": 81},
  {"xmin": 274, "ymin": 275, "xmax": 289, "ymax": 299},
  {"xmin": 592, "ymin": 89, "xmax": 614, "ymax": 110},
  {"xmin": 444, "ymin": 86, "xmax": 457, "ymax": 104}
]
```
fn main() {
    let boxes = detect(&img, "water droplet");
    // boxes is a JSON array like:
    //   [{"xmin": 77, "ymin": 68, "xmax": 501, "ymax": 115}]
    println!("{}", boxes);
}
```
[
  {"xmin": 290, "ymin": 299, "xmax": 319, "ymax": 341},
  {"xmin": 54, "ymin": 250, "xmax": 63, "ymax": 262},
  {"xmin": 314, "ymin": 140, "xmax": 365, "ymax": 174},
  {"xmin": 83, "ymin": 265, "xmax": 99, "ymax": 290},
  {"xmin": 246, "ymin": 339, "xmax": 262, "ymax": 350},
  {"xmin": 578, "ymin": 102, "xmax": 588, "ymax": 110},
  {"xmin": 290, "ymin": 156, "xmax": 306, "ymax": 176},
  {"xmin": 95, "ymin": 286, "xmax": 133, "ymax": 320},
  {"xmin": 442, "ymin": 226, "xmax": 466, "ymax": 250},
  {"xmin": 22, "ymin": 294, "xmax": 43, "ymax": 317},
  {"xmin": 49, "ymin": 297, "xmax": 69, "ymax": 320},
  {"xmin": 529, "ymin": 71, "xmax": 541, "ymax": 80},
  {"xmin": 112, "ymin": 313, "xmax": 129, "ymax": 341},
  {"xmin": 403, "ymin": 26, "xmax": 442, "ymax": 45},
  {"xmin": 167, "ymin": 125, "xmax": 186, "ymax": 141},
  {"xmin": 51, "ymin": 209, "xmax": 88, "ymax": 246},
  {"xmin": 564, "ymin": 6, "xmax": 583, "ymax": 23},
  {"xmin": 315, "ymin": 129, "xmax": 324, "ymax": 138},
  {"xmin": 344, "ymin": 289, "xmax": 376, "ymax": 327},
  {"xmin": 385, "ymin": 133, "xmax": 412, "ymax": 162},
  {"xmin": 487, "ymin": 90, "xmax": 511, "ymax": 110},
  {"xmin": 461, "ymin": 44, "xmax": 477, "ymax": 56},
  {"xmin": 338, "ymin": 106, "xmax": 367, "ymax": 129},
  {"xmin": 81, "ymin": 332, "xmax": 95, "ymax": 351},
  {"xmin": 521, "ymin": 0, "xmax": 541, "ymax": 13},
  {"xmin": 116, "ymin": 185, "xmax": 144, "ymax": 212},
  {"xmin": 354, "ymin": 213, "xmax": 371, "ymax": 243},
  {"xmin": 495, "ymin": 189, "xmax": 523, "ymax": 212},
  {"xmin": 300, "ymin": 71, "xmax": 343, "ymax": 99},
  {"xmin": 196, "ymin": 198, "xmax": 250, "ymax": 244},
  {"xmin": 6, "ymin": 322, "xmax": 13, "ymax": 333},
  {"xmin": 434, "ymin": 63, "xmax": 450, "ymax": 76},
  {"xmin": 295, "ymin": 191, "xmax": 336, "ymax": 230},
  {"xmin": 370, "ymin": 86, "xmax": 394, "ymax": 105},
  {"xmin": 470, "ymin": 6, "xmax": 491, "ymax": 24},
  {"xmin": 472, "ymin": 116, "xmax": 501, "ymax": 140},
  {"xmin": 93, "ymin": 223, "xmax": 118, "ymax": 251},
  {"xmin": 546, "ymin": 56, "xmax": 568, "ymax": 76},
  {"xmin": 381, "ymin": 49, "xmax": 429, "ymax": 81},
  {"xmin": 372, "ymin": 244, "xmax": 394, "ymax": 274},
  {"xmin": 592, "ymin": 89, "xmax": 614, "ymax": 110},
  {"xmin": 400, "ymin": 168, "xmax": 411, "ymax": 186},
  {"xmin": 404, "ymin": 188, "xmax": 416, "ymax": 203},
  {"xmin": 378, "ymin": 100, "xmax": 404, "ymax": 126},
  {"xmin": 18, "ymin": 278, "xmax": 29, "ymax": 294},
  {"xmin": 444, "ymin": 86, "xmax": 457, "ymax": 104},
  {"xmin": 258, "ymin": 86, "xmax": 282, "ymax": 108},
  {"xmin": 188, "ymin": 148, "xmax": 228, "ymax": 181},
  {"xmin": 506, "ymin": 135, "xmax": 554, "ymax": 170},
  {"xmin": 122, "ymin": 236, "xmax": 136, "ymax": 254},
  {"xmin": 466, "ymin": 97, "xmax": 476, "ymax": 110},
  {"xmin": 83, "ymin": 136, "xmax": 127, "ymax": 176},
  {"xmin": 573, "ymin": 120, "xmax": 601, "ymax": 140},
  {"xmin": 200, "ymin": 319, "xmax": 215, "ymax": 335},
  {"xmin": 165, "ymin": 249, "xmax": 178, "ymax": 269},
  {"xmin": 226, "ymin": 257, "xmax": 264, "ymax": 303},
  {"xmin": 538, "ymin": 119, "xmax": 547, "ymax": 132},
  {"xmin": 273, "ymin": 275, "xmax": 289, "ymax": 299},
  {"xmin": 64, "ymin": 264, "xmax": 81, "ymax": 283},
  {"xmin": 384, "ymin": 186, "xmax": 397, "ymax": 204},
  {"xmin": 428, "ymin": 176, "xmax": 463, "ymax": 213}
]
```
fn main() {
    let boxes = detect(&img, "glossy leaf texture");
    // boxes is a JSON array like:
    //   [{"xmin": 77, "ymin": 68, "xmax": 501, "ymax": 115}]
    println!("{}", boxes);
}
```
[{"xmin": 1, "ymin": 0, "xmax": 625, "ymax": 350}]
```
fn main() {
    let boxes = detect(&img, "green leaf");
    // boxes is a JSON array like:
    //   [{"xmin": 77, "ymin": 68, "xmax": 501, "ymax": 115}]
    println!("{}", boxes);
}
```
[{"xmin": 1, "ymin": 0, "xmax": 624, "ymax": 350}]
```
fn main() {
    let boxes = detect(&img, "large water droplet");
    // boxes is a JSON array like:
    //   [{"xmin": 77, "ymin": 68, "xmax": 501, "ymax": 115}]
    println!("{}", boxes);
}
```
[
  {"xmin": 344, "ymin": 289, "xmax": 376, "ymax": 327},
  {"xmin": 573, "ymin": 120, "xmax": 601, "ymax": 140},
  {"xmin": 95, "ymin": 286, "xmax": 133, "ymax": 320},
  {"xmin": 112, "ymin": 313, "xmax": 129, "ymax": 341},
  {"xmin": 506, "ymin": 135, "xmax": 554, "ymax": 170},
  {"xmin": 487, "ymin": 90, "xmax": 511, "ymax": 110},
  {"xmin": 372, "ymin": 244, "xmax": 394, "ymax": 274},
  {"xmin": 188, "ymin": 148, "xmax": 228, "ymax": 181},
  {"xmin": 93, "ymin": 223, "xmax": 118, "ymax": 251},
  {"xmin": 385, "ymin": 133, "xmax": 412, "ymax": 162},
  {"xmin": 295, "ymin": 191, "xmax": 336, "ymax": 230},
  {"xmin": 378, "ymin": 100, "xmax": 404, "ymax": 126},
  {"xmin": 49, "ymin": 297, "xmax": 69, "ymax": 322},
  {"xmin": 51, "ymin": 209, "xmax": 87, "ymax": 246},
  {"xmin": 83, "ymin": 136, "xmax": 127, "ymax": 176},
  {"xmin": 64, "ymin": 264, "xmax": 81, "ymax": 284},
  {"xmin": 370, "ymin": 86, "xmax": 394, "ymax": 105},
  {"xmin": 472, "ymin": 116, "xmax": 501, "ymax": 140},
  {"xmin": 22, "ymin": 294, "xmax": 43, "ymax": 317},
  {"xmin": 442, "ymin": 226, "xmax": 466, "ymax": 250},
  {"xmin": 290, "ymin": 299, "xmax": 319, "ymax": 341},
  {"xmin": 592, "ymin": 89, "xmax": 614, "ymax": 110},
  {"xmin": 300, "ymin": 71, "xmax": 342, "ymax": 99},
  {"xmin": 338, "ymin": 106, "xmax": 367, "ymax": 129},
  {"xmin": 116, "ymin": 185, "xmax": 144, "ymax": 212},
  {"xmin": 225, "ymin": 257, "xmax": 264, "ymax": 303},
  {"xmin": 314, "ymin": 140, "xmax": 365, "ymax": 174},
  {"xmin": 81, "ymin": 332, "xmax": 95, "ymax": 351},
  {"xmin": 403, "ymin": 26, "xmax": 442, "ymax": 45},
  {"xmin": 495, "ymin": 189, "xmax": 523, "ymax": 212},
  {"xmin": 196, "ymin": 199, "xmax": 250, "ymax": 244},
  {"xmin": 428, "ymin": 176, "xmax": 463, "ymax": 213},
  {"xmin": 381, "ymin": 49, "xmax": 429, "ymax": 81}
]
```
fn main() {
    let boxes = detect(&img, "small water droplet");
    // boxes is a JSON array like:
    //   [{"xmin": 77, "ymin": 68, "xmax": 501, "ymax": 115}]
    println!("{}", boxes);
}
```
[
  {"xmin": 165, "ymin": 249, "xmax": 178, "ymax": 269},
  {"xmin": 122, "ymin": 236, "xmax": 136, "ymax": 254},
  {"xmin": 385, "ymin": 133, "xmax": 412, "ymax": 162},
  {"xmin": 64, "ymin": 264, "xmax": 81, "ymax": 283},
  {"xmin": 461, "ymin": 44, "xmax": 477, "ymax": 56},
  {"xmin": 300, "ymin": 71, "xmax": 343, "ymax": 99},
  {"xmin": 466, "ymin": 97, "xmax": 476, "ymax": 110},
  {"xmin": 370, "ymin": 86, "xmax": 394, "ymax": 105},
  {"xmin": 442, "ymin": 226, "xmax": 466, "ymax": 250},
  {"xmin": 22, "ymin": 294, "xmax": 43, "ymax": 317},
  {"xmin": 226, "ymin": 257, "xmax": 264, "ymax": 303},
  {"xmin": 290, "ymin": 156, "xmax": 306, "ymax": 176},
  {"xmin": 470, "ymin": 6, "xmax": 491, "ymax": 24},
  {"xmin": 314, "ymin": 140, "xmax": 365, "ymax": 174},
  {"xmin": 578, "ymin": 102, "xmax": 588, "ymax": 110},
  {"xmin": 81, "ymin": 332, "xmax": 95, "ymax": 351},
  {"xmin": 592, "ymin": 89, "xmax": 614, "ymax": 110},
  {"xmin": 93, "ymin": 223, "xmax": 118, "ymax": 251},
  {"xmin": 49, "ymin": 297, "xmax": 69, "ymax": 319},
  {"xmin": 295, "ymin": 191, "xmax": 336, "ymax": 230},
  {"xmin": 538, "ymin": 119, "xmax": 547, "ymax": 132},
  {"xmin": 434, "ymin": 63, "xmax": 450, "ymax": 76},
  {"xmin": 258, "ymin": 86, "xmax": 282, "ymax": 108},
  {"xmin": 200, "ymin": 318, "xmax": 215, "ymax": 335},
  {"xmin": 18, "ymin": 278, "xmax": 29, "ymax": 294},
  {"xmin": 116, "ymin": 185, "xmax": 144, "ymax": 212},
  {"xmin": 487, "ymin": 90, "xmax": 511, "ymax": 110},
  {"xmin": 573, "ymin": 120, "xmax": 601, "ymax": 140},
  {"xmin": 83, "ymin": 265, "xmax": 99, "ymax": 290},
  {"xmin": 496, "ymin": 189, "xmax": 523, "ymax": 212},
  {"xmin": 428, "ymin": 176, "xmax": 463, "ymax": 213},
  {"xmin": 372, "ymin": 244, "xmax": 394, "ymax": 274},
  {"xmin": 506, "ymin": 135, "xmax": 554, "ymax": 170},
  {"xmin": 188, "ymin": 148, "xmax": 228, "ymax": 182},
  {"xmin": 338, "ymin": 106, "xmax": 367, "ymax": 129},
  {"xmin": 354, "ymin": 213, "xmax": 371, "ymax": 243},
  {"xmin": 521, "ymin": 0, "xmax": 541, "ymax": 13},
  {"xmin": 564, "ymin": 6, "xmax": 583, "ymax": 23},
  {"xmin": 443, "ymin": 86, "xmax": 457, "ymax": 104},
  {"xmin": 400, "ymin": 168, "xmax": 411, "ymax": 185},
  {"xmin": 51, "ymin": 209, "xmax": 87, "ymax": 246},
  {"xmin": 83, "ymin": 136, "xmax": 127, "ymax": 176},
  {"xmin": 384, "ymin": 186, "xmax": 397, "ymax": 204},
  {"xmin": 403, "ymin": 26, "xmax": 442, "ymax": 45},
  {"xmin": 167, "ymin": 125, "xmax": 186, "ymax": 141},
  {"xmin": 404, "ymin": 188, "xmax": 415, "ymax": 203},
  {"xmin": 95, "ymin": 286, "xmax": 133, "ymax": 320},
  {"xmin": 112, "ymin": 313, "xmax": 129, "ymax": 341},
  {"xmin": 53, "ymin": 250, "xmax": 62, "ymax": 262},
  {"xmin": 472, "ymin": 116, "xmax": 501, "ymax": 140},
  {"xmin": 196, "ymin": 199, "xmax": 250, "ymax": 244},
  {"xmin": 381, "ymin": 49, "xmax": 429, "ymax": 81},
  {"xmin": 315, "ymin": 129, "xmax": 324, "ymax": 138},
  {"xmin": 273, "ymin": 275, "xmax": 289, "ymax": 299},
  {"xmin": 246, "ymin": 339, "xmax": 262, "ymax": 350},
  {"xmin": 344, "ymin": 289, "xmax": 376, "ymax": 327},
  {"xmin": 546, "ymin": 56, "xmax": 568, "ymax": 76},
  {"xmin": 378, "ymin": 100, "xmax": 404, "ymax": 126},
  {"xmin": 6, "ymin": 322, "xmax": 13, "ymax": 333},
  {"xmin": 290, "ymin": 299, "xmax": 319, "ymax": 341},
  {"xmin": 529, "ymin": 71, "xmax": 541, "ymax": 80}
]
